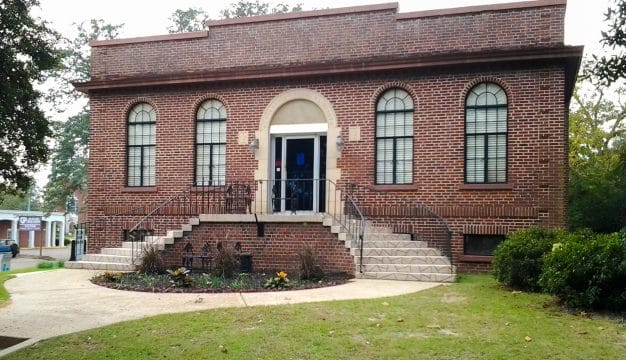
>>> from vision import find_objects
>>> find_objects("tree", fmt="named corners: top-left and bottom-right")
top-left (167, 2), bottom-right (303, 33)
top-left (0, 0), bottom-right (61, 192)
top-left (167, 8), bottom-right (209, 33)
top-left (43, 110), bottom-right (89, 212)
top-left (589, 0), bottom-right (626, 85)
top-left (42, 20), bottom-right (123, 212)
top-left (220, 1), bottom-right (302, 19)
top-left (568, 81), bottom-right (626, 232)
top-left (45, 19), bottom-right (123, 109)
top-left (0, 187), bottom-right (43, 211)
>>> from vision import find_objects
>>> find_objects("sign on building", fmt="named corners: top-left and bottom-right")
top-left (18, 216), bottom-right (42, 231)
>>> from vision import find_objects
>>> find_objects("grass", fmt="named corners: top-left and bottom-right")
top-left (4, 275), bottom-right (625, 359)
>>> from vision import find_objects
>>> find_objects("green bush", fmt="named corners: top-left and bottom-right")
top-left (540, 230), bottom-right (626, 311)
top-left (37, 261), bottom-right (55, 269)
top-left (492, 227), bottom-right (563, 292)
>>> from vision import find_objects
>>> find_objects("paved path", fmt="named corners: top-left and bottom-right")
top-left (0, 269), bottom-right (441, 356)
top-left (8, 247), bottom-right (70, 271)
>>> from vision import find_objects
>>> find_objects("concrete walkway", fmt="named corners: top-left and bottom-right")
top-left (0, 269), bottom-right (442, 356)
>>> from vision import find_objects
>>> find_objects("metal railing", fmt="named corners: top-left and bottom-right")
top-left (345, 182), bottom-right (453, 271)
top-left (122, 179), bottom-right (366, 267)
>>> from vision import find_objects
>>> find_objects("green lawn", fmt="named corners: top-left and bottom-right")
top-left (5, 275), bottom-right (625, 359)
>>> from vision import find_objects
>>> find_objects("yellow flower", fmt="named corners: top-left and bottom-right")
top-left (277, 271), bottom-right (287, 280)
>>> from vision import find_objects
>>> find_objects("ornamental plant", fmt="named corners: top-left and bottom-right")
top-left (166, 267), bottom-right (193, 287)
top-left (264, 271), bottom-right (290, 289)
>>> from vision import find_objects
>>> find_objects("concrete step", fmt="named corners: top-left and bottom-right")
top-left (101, 247), bottom-right (135, 256)
top-left (359, 263), bottom-right (453, 274)
top-left (363, 233), bottom-right (412, 241)
top-left (65, 261), bottom-right (137, 271)
top-left (360, 240), bottom-right (428, 248)
top-left (82, 254), bottom-right (133, 264)
top-left (356, 271), bottom-right (456, 283)
top-left (356, 247), bottom-right (441, 257)
top-left (357, 255), bottom-right (452, 265)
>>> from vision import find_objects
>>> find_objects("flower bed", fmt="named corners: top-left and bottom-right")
top-left (92, 271), bottom-right (351, 293)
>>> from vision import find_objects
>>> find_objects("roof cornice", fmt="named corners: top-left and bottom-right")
top-left (74, 46), bottom-right (583, 94)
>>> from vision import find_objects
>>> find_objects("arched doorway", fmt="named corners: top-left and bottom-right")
top-left (255, 89), bottom-right (341, 214)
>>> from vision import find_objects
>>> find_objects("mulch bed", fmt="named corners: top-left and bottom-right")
top-left (91, 272), bottom-right (351, 293)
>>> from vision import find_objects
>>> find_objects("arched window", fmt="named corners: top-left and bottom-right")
top-left (196, 99), bottom-right (226, 186)
top-left (127, 103), bottom-right (156, 187)
top-left (465, 82), bottom-right (507, 183)
top-left (375, 88), bottom-right (414, 184)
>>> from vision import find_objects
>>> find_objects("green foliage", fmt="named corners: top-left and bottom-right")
top-left (264, 271), bottom-right (290, 288)
top-left (298, 245), bottom-right (323, 280)
top-left (36, 261), bottom-right (55, 269)
top-left (220, 1), bottom-right (303, 19)
top-left (167, 8), bottom-right (208, 33)
top-left (0, 0), bottom-right (61, 192)
top-left (568, 83), bottom-right (626, 232)
top-left (43, 20), bottom-right (123, 212)
top-left (588, 0), bottom-right (626, 86)
top-left (138, 245), bottom-right (165, 275)
top-left (212, 247), bottom-right (240, 279)
top-left (43, 110), bottom-right (88, 212)
top-left (540, 231), bottom-right (626, 311)
top-left (492, 227), bottom-right (563, 292)
top-left (166, 267), bottom-right (192, 287)
top-left (102, 271), bottom-right (124, 282)
top-left (0, 187), bottom-right (43, 211)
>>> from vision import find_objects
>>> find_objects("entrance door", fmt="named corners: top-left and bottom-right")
top-left (272, 135), bottom-right (326, 213)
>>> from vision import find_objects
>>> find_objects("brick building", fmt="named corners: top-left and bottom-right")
top-left (70, 1), bottom-right (582, 280)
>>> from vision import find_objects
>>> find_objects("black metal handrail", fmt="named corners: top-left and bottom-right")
top-left (346, 182), bottom-right (453, 271)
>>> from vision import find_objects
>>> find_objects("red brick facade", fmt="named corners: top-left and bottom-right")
top-left (78, 1), bottom-right (582, 273)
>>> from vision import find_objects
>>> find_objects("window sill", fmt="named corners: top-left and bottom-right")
top-left (459, 255), bottom-right (493, 263)
top-left (368, 184), bottom-right (418, 192)
top-left (122, 187), bottom-right (158, 193)
top-left (459, 183), bottom-right (513, 191)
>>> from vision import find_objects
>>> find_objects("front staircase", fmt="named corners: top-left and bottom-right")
top-left (323, 218), bottom-right (456, 282)
top-left (67, 214), bottom-right (455, 282)
top-left (64, 242), bottom-right (141, 271)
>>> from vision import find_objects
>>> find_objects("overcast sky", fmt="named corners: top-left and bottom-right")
top-left (30, 0), bottom-right (611, 188)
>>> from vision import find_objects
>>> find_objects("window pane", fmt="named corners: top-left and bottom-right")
top-left (195, 99), bottom-right (227, 185)
top-left (466, 83), bottom-right (507, 183)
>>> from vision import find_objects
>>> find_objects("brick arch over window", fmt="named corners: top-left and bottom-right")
top-left (374, 87), bottom-right (415, 185)
top-left (126, 101), bottom-right (157, 187)
top-left (464, 81), bottom-right (508, 183)
top-left (195, 98), bottom-right (227, 186)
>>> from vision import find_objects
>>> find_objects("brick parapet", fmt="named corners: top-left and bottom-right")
top-left (88, 2), bottom-right (566, 82)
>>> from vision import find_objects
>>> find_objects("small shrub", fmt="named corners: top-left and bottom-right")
top-left (57, 260), bottom-right (65, 268)
top-left (166, 267), bottom-right (192, 287)
top-left (540, 230), bottom-right (626, 311)
top-left (37, 261), bottom-right (55, 269)
top-left (138, 245), bottom-right (165, 274)
top-left (230, 273), bottom-right (250, 290)
top-left (212, 246), bottom-right (240, 279)
top-left (492, 226), bottom-right (564, 292)
top-left (102, 271), bottom-right (124, 282)
top-left (298, 245), bottom-right (324, 280)
top-left (264, 271), bottom-right (290, 289)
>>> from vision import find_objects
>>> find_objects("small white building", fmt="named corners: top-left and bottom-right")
top-left (0, 210), bottom-right (67, 248)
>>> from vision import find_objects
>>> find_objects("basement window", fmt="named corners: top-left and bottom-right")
top-left (463, 234), bottom-right (504, 256)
